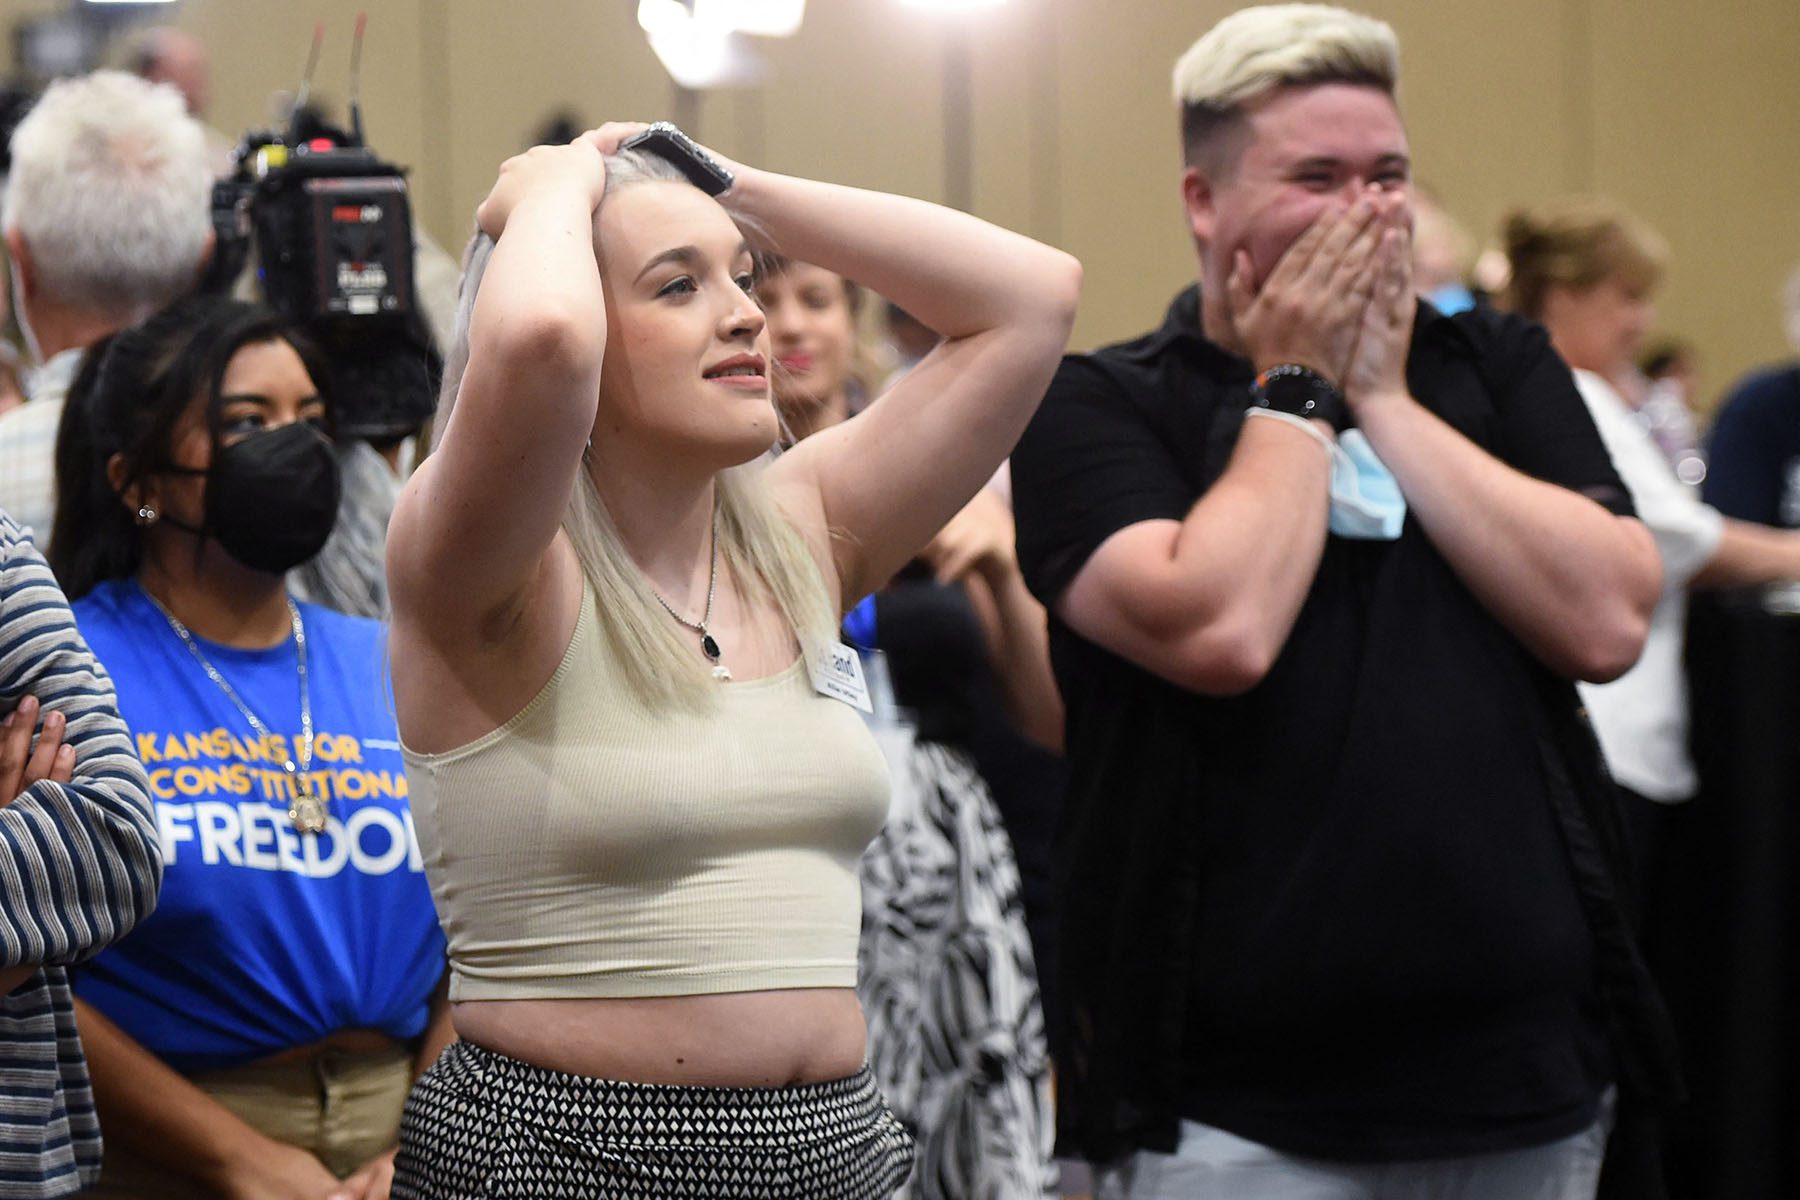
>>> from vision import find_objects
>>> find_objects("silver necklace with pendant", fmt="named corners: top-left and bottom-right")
top-left (646, 507), bottom-right (732, 681)
top-left (144, 589), bottom-right (326, 834)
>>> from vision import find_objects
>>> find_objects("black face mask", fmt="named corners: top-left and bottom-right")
top-left (164, 423), bottom-right (343, 574)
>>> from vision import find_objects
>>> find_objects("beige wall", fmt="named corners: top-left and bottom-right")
top-left (5, 0), bottom-right (1795, 402)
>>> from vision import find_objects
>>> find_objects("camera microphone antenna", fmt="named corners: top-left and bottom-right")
top-left (348, 12), bottom-right (368, 147)
top-left (206, 14), bottom-right (441, 442)
top-left (289, 21), bottom-right (326, 142)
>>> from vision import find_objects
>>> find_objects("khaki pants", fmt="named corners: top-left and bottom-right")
top-left (85, 1044), bottom-right (413, 1198)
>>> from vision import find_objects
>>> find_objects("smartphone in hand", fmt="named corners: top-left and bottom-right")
top-left (620, 123), bottom-right (734, 197)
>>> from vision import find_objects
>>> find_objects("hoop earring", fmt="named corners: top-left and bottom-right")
top-left (135, 505), bottom-right (158, 526)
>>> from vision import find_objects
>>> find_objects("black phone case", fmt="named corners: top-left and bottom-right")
top-left (621, 124), bottom-right (733, 197)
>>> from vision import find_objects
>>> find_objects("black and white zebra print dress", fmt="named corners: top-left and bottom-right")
top-left (858, 723), bottom-right (1057, 1200)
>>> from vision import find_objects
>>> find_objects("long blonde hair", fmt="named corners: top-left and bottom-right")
top-left (435, 149), bottom-right (836, 710)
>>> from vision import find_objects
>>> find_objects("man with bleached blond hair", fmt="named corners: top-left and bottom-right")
top-left (1012, 5), bottom-right (1679, 1196)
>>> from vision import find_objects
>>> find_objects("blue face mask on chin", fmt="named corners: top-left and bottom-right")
top-left (1329, 430), bottom-right (1407, 540)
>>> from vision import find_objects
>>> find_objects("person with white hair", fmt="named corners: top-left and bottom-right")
top-left (1410, 184), bottom-right (1476, 315)
top-left (130, 27), bottom-right (211, 119)
top-left (1701, 263), bottom-right (1800, 528)
top-left (130, 27), bottom-right (238, 177)
top-left (0, 70), bottom-right (213, 545)
top-left (1011, 5), bottom-right (1675, 1197)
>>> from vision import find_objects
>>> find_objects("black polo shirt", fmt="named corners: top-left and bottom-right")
top-left (1012, 287), bottom-right (1637, 1163)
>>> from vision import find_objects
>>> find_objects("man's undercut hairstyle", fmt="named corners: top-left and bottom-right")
top-left (1173, 4), bottom-right (1400, 175)
top-left (2, 70), bottom-right (211, 319)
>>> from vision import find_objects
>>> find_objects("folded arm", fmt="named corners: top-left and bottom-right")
top-left (0, 521), bottom-right (160, 986)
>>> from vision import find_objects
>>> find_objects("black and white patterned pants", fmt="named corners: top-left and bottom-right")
top-left (392, 1041), bottom-right (915, 1199)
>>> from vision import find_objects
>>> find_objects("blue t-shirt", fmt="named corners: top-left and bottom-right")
top-left (71, 579), bottom-right (444, 1071)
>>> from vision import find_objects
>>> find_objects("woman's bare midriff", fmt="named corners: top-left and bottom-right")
top-left (451, 989), bottom-right (869, 1088)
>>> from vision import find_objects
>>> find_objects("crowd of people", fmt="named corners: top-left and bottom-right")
top-left (0, 4), bottom-right (1797, 1199)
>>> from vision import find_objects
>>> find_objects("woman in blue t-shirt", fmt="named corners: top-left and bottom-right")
top-left (47, 296), bottom-right (451, 1200)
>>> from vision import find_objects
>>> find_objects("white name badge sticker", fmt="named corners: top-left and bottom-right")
top-left (811, 642), bottom-right (874, 713)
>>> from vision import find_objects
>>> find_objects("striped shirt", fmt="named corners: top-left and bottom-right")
top-left (0, 511), bottom-right (160, 1197)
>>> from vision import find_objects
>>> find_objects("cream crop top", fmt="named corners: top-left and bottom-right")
top-left (402, 581), bottom-right (891, 1001)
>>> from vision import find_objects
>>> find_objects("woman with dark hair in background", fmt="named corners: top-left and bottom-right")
top-left (49, 294), bottom-right (451, 1200)
top-left (383, 122), bottom-right (1078, 1197)
top-left (755, 251), bottom-right (1064, 1198)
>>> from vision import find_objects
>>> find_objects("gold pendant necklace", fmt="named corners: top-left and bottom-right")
top-left (144, 589), bottom-right (325, 834)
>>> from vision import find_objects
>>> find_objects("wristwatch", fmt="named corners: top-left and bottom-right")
top-left (1249, 364), bottom-right (1347, 431)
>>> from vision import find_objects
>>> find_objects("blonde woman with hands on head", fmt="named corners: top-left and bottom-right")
top-left (385, 123), bottom-right (1079, 1198)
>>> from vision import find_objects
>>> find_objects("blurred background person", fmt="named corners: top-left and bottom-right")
top-left (1640, 337), bottom-right (1700, 411)
top-left (1411, 184), bottom-right (1477, 315)
top-left (130, 26), bottom-right (210, 119)
top-left (128, 26), bottom-right (234, 176)
top-left (1501, 194), bottom-right (1695, 481)
top-left (0, 70), bottom-right (212, 546)
top-left (1503, 198), bottom-right (1800, 898)
top-left (1, 506), bottom-right (161, 1200)
top-left (1637, 336), bottom-right (1707, 485)
top-left (49, 295), bottom-right (451, 1200)
top-left (1702, 263), bottom-right (1800, 527)
top-left (759, 255), bottom-right (886, 441)
top-left (881, 301), bottom-right (942, 392)
top-left (758, 252), bottom-right (1062, 1200)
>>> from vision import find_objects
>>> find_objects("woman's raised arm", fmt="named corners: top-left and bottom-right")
top-left (387, 132), bottom-right (618, 638)
top-left (733, 165), bottom-right (1082, 604)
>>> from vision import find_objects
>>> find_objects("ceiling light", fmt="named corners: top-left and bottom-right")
top-left (639, 0), bottom-right (782, 88)
top-left (694, 0), bottom-right (806, 38)
top-left (638, 0), bottom-right (697, 38)
top-left (898, 0), bottom-right (1008, 11)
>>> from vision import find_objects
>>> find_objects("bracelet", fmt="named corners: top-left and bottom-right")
top-left (1244, 406), bottom-right (1336, 461)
